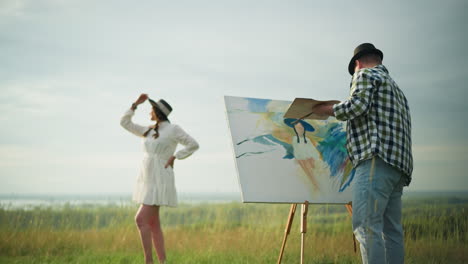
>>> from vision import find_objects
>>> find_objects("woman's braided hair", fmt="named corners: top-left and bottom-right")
top-left (292, 123), bottom-right (308, 144)
top-left (143, 106), bottom-right (170, 139)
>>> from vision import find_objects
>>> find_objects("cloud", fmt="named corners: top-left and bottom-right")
top-left (0, 0), bottom-right (27, 18)
top-left (413, 144), bottom-right (468, 162)
top-left (0, 144), bottom-right (140, 169)
top-left (0, 80), bottom-right (81, 119)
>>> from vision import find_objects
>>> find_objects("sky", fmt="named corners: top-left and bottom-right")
top-left (0, 0), bottom-right (467, 195)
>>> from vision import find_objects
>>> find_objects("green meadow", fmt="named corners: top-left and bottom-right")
top-left (0, 194), bottom-right (466, 264)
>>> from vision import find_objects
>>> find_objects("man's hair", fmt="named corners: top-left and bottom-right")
top-left (358, 53), bottom-right (382, 64)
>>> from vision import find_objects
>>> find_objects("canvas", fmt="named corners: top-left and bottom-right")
top-left (225, 96), bottom-right (355, 204)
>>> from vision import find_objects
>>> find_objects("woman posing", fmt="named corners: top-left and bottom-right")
top-left (284, 119), bottom-right (321, 192)
top-left (120, 94), bottom-right (199, 264)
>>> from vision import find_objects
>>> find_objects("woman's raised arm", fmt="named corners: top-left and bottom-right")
top-left (120, 94), bottom-right (150, 137)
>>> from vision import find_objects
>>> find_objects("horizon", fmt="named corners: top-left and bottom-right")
top-left (1, 189), bottom-right (468, 198)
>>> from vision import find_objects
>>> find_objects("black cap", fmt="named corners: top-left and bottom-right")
top-left (348, 43), bottom-right (383, 75)
top-left (148, 98), bottom-right (172, 117)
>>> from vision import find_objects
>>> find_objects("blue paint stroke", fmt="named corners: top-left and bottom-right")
top-left (246, 98), bottom-right (271, 112)
top-left (338, 169), bottom-right (355, 192)
top-left (316, 122), bottom-right (355, 192)
top-left (317, 123), bottom-right (347, 176)
top-left (237, 151), bottom-right (270, 158)
top-left (237, 134), bottom-right (294, 159)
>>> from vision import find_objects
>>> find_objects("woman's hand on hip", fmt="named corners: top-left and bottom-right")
top-left (165, 156), bottom-right (176, 169)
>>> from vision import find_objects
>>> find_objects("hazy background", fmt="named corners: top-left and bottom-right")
top-left (1, 0), bottom-right (467, 196)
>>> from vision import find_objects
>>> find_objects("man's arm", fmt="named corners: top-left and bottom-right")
top-left (315, 72), bottom-right (376, 121)
top-left (313, 103), bottom-right (335, 116)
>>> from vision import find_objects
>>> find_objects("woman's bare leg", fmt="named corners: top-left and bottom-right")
top-left (298, 159), bottom-right (320, 191)
top-left (135, 204), bottom-right (156, 264)
top-left (149, 206), bottom-right (166, 263)
top-left (304, 158), bottom-right (319, 191)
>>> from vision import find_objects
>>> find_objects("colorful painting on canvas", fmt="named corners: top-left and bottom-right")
top-left (225, 96), bottom-right (355, 204)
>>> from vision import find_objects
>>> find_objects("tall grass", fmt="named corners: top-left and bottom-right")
top-left (0, 197), bottom-right (466, 263)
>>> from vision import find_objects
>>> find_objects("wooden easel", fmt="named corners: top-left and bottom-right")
top-left (277, 202), bottom-right (356, 264)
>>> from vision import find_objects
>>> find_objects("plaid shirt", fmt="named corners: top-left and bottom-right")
top-left (333, 64), bottom-right (413, 185)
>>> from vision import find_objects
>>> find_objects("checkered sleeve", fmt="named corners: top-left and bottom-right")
top-left (333, 71), bottom-right (378, 121)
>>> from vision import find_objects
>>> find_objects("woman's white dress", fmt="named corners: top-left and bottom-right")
top-left (120, 109), bottom-right (199, 207)
top-left (292, 136), bottom-right (320, 160)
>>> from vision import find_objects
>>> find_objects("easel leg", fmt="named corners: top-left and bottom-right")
top-left (301, 201), bottom-right (309, 264)
top-left (345, 202), bottom-right (357, 253)
top-left (277, 204), bottom-right (297, 264)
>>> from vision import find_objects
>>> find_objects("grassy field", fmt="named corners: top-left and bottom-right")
top-left (0, 195), bottom-right (466, 263)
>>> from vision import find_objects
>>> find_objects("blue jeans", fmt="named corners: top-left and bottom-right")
top-left (353, 157), bottom-right (405, 264)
